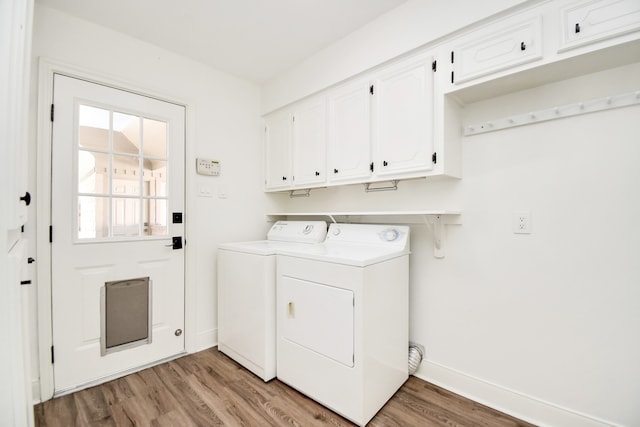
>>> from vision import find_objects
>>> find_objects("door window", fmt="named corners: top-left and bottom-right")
top-left (76, 104), bottom-right (168, 239)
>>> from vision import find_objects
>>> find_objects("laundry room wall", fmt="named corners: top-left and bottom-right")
top-left (260, 3), bottom-right (640, 427)
top-left (27, 4), bottom-right (274, 400)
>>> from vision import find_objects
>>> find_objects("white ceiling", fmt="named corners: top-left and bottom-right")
top-left (36, 0), bottom-right (408, 83)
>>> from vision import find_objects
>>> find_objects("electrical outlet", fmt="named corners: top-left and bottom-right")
top-left (513, 211), bottom-right (531, 234)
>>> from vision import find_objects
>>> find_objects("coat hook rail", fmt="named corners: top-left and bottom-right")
top-left (464, 89), bottom-right (640, 136)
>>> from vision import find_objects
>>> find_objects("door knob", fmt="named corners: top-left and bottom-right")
top-left (20, 192), bottom-right (31, 206)
top-left (165, 236), bottom-right (183, 250)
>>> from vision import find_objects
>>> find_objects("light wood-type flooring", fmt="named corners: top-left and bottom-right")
top-left (35, 348), bottom-right (536, 426)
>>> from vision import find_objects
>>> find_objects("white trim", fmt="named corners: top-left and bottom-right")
top-left (35, 57), bottom-right (193, 401)
top-left (416, 359), bottom-right (618, 427)
top-left (195, 328), bottom-right (218, 353)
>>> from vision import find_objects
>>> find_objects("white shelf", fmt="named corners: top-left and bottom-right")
top-left (266, 211), bottom-right (461, 258)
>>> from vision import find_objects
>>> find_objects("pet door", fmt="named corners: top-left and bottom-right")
top-left (100, 277), bottom-right (152, 356)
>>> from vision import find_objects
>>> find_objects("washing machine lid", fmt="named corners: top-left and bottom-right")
top-left (218, 221), bottom-right (328, 255)
top-left (276, 223), bottom-right (410, 267)
top-left (218, 240), bottom-right (304, 256)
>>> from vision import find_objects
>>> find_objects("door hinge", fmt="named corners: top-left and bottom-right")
top-left (369, 162), bottom-right (374, 172)
top-left (432, 60), bottom-right (437, 72)
top-left (50, 104), bottom-right (54, 122)
top-left (51, 346), bottom-right (55, 364)
top-left (369, 85), bottom-right (374, 95)
top-left (49, 225), bottom-right (53, 243)
top-left (432, 152), bottom-right (437, 164)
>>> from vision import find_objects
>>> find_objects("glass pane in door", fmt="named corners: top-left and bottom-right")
top-left (78, 105), bottom-right (110, 150)
top-left (78, 151), bottom-right (109, 194)
top-left (78, 196), bottom-right (109, 239)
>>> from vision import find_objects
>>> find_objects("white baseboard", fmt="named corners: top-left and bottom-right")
top-left (194, 328), bottom-right (217, 352)
top-left (415, 360), bottom-right (616, 427)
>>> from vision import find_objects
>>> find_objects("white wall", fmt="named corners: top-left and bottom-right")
top-left (261, 0), bottom-right (530, 113)
top-left (29, 4), bottom-right (274, 398)
top-left (261, 3), bottom-right (640, 427)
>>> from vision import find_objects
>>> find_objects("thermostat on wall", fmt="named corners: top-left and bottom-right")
top-left (196, 158), bottom-right (220, 176)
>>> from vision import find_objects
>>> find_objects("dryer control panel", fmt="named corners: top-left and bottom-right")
top-left (267, 221), bottom-right (327, 244)
top-left (326, 223), bottom-right (409, 250)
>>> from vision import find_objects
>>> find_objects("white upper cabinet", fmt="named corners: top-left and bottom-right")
top-left (558, 0), bottom-right (640, 51)
top-left (372, 53), bottom-right (435, 177)
top-left (264, 96), bottom-right (327, 191)
top-left (264, 110), bottom-right (292, 190)
top-left (327, 77), bottom-right (372, 184)
top-left (265, 51), bottom-right (441, 192)
top-left (292, 98), bottom-right (326, 187)
top-left (451, 15), bottom-right (543, 85)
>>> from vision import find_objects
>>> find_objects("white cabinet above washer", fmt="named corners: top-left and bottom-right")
top-left (264, 96), bottom-right (326, 191)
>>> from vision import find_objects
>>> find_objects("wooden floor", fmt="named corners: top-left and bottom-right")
top-left (35, 348), bottom-right (535, 426)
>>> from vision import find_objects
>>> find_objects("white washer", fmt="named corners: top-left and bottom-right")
top-left (217, 221), bottom-right (327, 381)
top-left (276, 223), bottom-right (410, 426)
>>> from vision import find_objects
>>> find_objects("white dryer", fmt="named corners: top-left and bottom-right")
top-left (276, 223), bottom-right (410, 426)
top-left (217, 221), bottom-right (327, 381)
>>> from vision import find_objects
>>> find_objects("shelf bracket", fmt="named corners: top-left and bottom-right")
top-left (423, 213), bottom-right (461, 258)
top-left (424, 215), bottom-right (445, 258)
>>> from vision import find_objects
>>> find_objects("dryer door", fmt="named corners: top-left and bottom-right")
top-left (279, 277), bottom-right (354, 367)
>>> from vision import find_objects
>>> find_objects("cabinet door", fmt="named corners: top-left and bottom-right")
top-left (373, 55), bottom-right (434, 177)
top-left (292, 98), bottom-right (326, 187)
top-left (559, 0), bottom-right (640, 51)
top-left (327, 78), bottom-right (372, 183)
top-left (452, 16), bottom-right (542, 84)
top-left (264, 111), bottom-right (292, 190)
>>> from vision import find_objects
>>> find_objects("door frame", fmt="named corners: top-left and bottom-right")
top-left (36, 58), bottom-right (196, 401)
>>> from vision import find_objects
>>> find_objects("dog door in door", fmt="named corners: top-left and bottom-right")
top-left (101, 277), bottom-right (152, 355)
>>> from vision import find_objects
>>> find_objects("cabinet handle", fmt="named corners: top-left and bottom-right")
top-left (333, 168), bottom-right (339, 174)
top-left (282, 176), bottom-right (287, 181)
top-left (575, 23), bottom-right (581, 33)
top-left (520, 41), bottom-right (526, 51)
top-left (315, 171), bottom-right (320, 176)
top-left (383, 160), bottom-right (388, 167)
top-left (20, 191), bottom-right (31, 206)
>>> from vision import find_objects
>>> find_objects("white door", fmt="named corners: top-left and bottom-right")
top-left (51, 74), bottom-right (185, 394)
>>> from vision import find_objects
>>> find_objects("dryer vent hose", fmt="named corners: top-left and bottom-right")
top-left (408, 342), bottom-right (425, 375)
